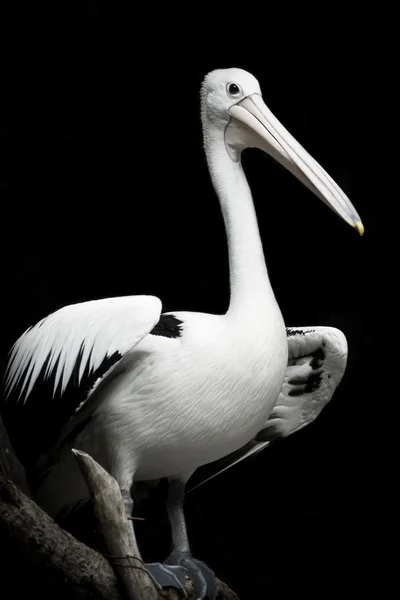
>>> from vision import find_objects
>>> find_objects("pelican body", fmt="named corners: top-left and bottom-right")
top-left (83, 310), bottom-right (286, 484)
top-left (3, 68), bottom-right (363, 599)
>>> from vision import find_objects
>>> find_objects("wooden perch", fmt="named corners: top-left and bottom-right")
top-left (0, 473), bottom-right (122, 600)
top-left (72, 448), bottom-right (158, 600)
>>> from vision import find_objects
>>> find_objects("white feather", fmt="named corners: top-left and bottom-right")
top-left (187, 326), bottom-right (348, 493)
top-left (4, 295), bottom-right (162, 400)
top-left (268, 326), bottom-right (348, 437)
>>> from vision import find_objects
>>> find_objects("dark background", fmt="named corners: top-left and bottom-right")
top-left (0, 3), bottom-right (387, 599)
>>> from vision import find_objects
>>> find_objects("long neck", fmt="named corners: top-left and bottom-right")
top-left (203, 129), bottom-right (278, 316)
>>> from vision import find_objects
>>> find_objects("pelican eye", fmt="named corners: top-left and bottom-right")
top-left (227, 82), bottom-right (241, 97)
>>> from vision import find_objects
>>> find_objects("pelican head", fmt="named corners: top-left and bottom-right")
top-left (201, 67), bottom-right (364, 235)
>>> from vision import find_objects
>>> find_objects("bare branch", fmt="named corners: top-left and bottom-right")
top-left (0, 473), bottom-right (122, 600)
top-left (72, 448), bottom-right (158, 600)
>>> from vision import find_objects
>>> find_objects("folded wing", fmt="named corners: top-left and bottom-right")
top-left (4, 295), bottom-right (162, 403)
top-left (187, 326), bottom-right (348, 493)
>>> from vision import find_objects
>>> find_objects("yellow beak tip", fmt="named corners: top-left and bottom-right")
top-left (354, 221), bottom-right (364, 236)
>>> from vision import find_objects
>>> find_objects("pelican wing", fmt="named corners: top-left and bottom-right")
top-left (258, 326), bottom-right (348, 440)
top-left (4, 295), bottom-right (162, 403)
top-left (187, 326), bottom-right (348, 493)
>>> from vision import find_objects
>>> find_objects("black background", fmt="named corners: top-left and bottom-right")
top-left (0, 3), bottom-right (388, 599)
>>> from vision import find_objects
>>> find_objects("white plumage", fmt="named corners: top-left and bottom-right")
top-left (5, 295), bottom-right (162, 400)
top-left (188, 326), bottom-right (348, 492)
top-left (3, 67), bottom-right (362, 599)
top-left (13, 305), bottom-right (287, 516)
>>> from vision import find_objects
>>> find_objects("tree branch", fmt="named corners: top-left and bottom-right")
top-left (0, 473), bottom-right (122, 600)
top-left (72, 448), bottom-right (158, 600)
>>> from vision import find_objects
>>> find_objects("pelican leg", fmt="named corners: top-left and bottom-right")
top-left (164, 479), bottom-right (217, 600)
top-left (121, 489), bottom-right (187, 594)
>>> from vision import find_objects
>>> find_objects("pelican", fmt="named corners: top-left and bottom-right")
top-left (3, 68), bottom-right (363, 599)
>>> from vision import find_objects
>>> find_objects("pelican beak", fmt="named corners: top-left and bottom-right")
top-left (227, 94), bottom-right (364, 235)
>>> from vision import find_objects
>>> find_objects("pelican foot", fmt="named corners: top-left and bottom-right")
top-left (146, 562), bottom-right (188, 594)
top-left (164, 550), bottom-right (217, 600)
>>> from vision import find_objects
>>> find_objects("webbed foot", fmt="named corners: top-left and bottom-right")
top-left (164, 550), bottom-right (216, 600)
top-left (146, 562), bottom-right (188, 594)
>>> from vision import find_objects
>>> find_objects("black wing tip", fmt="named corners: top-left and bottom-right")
top-left (309, 348), bottom-right (325, 370)
top-left (286, 327), bottom-right (316, 337)
top-left (150, 314), bottom-right (183, 339)
top-left (1, 347), bottom-right (124, 473)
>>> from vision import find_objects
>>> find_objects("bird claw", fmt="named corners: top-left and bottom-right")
top-left (164, 550), bottom-right (217, 600)
top-left (146, 562), bottom-right (188, 595)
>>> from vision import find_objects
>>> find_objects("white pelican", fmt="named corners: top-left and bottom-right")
top-left (3, 68), bottom-right (363, 599)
